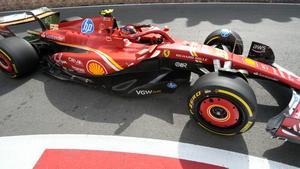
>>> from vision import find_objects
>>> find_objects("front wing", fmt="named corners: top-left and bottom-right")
top-left (266, 90), bottom-right (300, 143)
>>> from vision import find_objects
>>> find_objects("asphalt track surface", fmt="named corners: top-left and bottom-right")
top-left (0, 3), bottom-right (300, 167)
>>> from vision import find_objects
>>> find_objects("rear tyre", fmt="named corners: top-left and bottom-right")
top-left (60, 16), bottom-right (82, 23)
top-left (188, 72), bottom-right (256, 136)
top-left (0, 37), bottom-right (39, 78)
top-left (204, 29), bottom-right (243, 55)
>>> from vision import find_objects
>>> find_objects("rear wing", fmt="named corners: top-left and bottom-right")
top-left (0, 7), bottom-right (59, 27)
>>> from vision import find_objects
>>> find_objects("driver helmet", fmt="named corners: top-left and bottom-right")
top-left (120, 25), bottom-right (136, 35)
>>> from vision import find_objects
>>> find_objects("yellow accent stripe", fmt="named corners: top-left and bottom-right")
top-left (0, 49), bottom-right (11, 61)
top-left (54, 41), bottom-right (123, 71)
top-left (12, 64), bottom-right (18, 73)
top-left (206, 36), bottom-right (219, 45)
top-left (189, 50), bottom-right (195, 57)
top-left (192, 50), bottom-right (198, 57)
top-left (189, 42), bottom-right (198, 57)
top-left (0, 49), bottom-right (18, 74)
top-left (192, 43), bottom-right (198, 57)
top-left (97, 50), bottom-right (123, 70)
top-left (240, 121), bottom-right (253, 133)
top-left (27, 30), bottom-right (41, 36)
top-left (216, 89), bottom-right (253, 117)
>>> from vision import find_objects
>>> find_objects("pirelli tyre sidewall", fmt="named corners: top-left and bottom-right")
top-left (188, 72), bottom-right (256, 136)
top-left (0, 37), bottom-right (39, 78)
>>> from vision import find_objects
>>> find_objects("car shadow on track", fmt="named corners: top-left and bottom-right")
top-left (263, 142), bottom-right (300, 167)
top-left (37, 72), bottom-right (250, 154)
top-left (29, 72), bottom-right (298, 166)
top-left (179, 120), bottom-right (248, 154)
top-left (39, 73), bottom-right (285, 135)
top-left (254, 79), bottom-right (300, 167)
top-left (0, 72), bottom-right (31, 96)
top-left (39, 72), bottom-right (189, 134)
top-left (249, 78), bottom-right (292, 123)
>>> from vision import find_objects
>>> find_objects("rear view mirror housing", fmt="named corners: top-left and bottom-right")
top-left (248, 41), bottom-right (275, 65)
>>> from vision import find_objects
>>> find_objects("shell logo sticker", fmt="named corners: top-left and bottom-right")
top-left (244, 58), bottom-right (257, 67)
top-left (86, 60), bottom-right (107, 76)
top-left (163, 50), bottom-right (170, 58)
top-left (189, 91), bottom-right (201, 109)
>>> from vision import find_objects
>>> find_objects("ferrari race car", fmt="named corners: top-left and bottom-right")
top-left (0, 7), bottom-right (299, 143)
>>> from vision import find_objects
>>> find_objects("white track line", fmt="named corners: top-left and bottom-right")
top-left (0, 134), bottom-right (297, 169)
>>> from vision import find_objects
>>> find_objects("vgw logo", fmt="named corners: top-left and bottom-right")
top-left (81, 18), bottom-right (94, 34)
top-left (136, 90), bottom-right (153, 95)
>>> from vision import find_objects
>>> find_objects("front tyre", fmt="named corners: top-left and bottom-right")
top-left (188, 72), bottom-right (256, 136)
top-left (204, 29), bottom-right (243, 55)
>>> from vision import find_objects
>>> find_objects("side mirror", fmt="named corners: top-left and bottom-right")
top-left (248, 41), bottom-right (275, 65)
top-left (163, 26), bottom-right (169, 32)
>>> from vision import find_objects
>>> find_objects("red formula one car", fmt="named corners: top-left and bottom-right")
top-left (0, 8), bottom-right (299, 143)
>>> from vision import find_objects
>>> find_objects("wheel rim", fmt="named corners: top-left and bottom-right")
top-left (0, 51), bottom-right (13, 73)
top-left (199, 97), bottom-right (240, 128)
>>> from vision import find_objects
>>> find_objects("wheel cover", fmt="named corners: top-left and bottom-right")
top-left (199, 97), bottom-right (240, 128)
top-left (0, 51), bottom-right (13, 73)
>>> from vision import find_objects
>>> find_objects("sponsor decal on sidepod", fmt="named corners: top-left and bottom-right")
top-left (81, 18), bottom-right (94, 34)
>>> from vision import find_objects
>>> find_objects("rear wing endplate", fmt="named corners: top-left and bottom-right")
top-left (0, 7), bottom-right (58, 27)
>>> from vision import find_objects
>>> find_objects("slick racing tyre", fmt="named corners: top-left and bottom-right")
top-left (188, 72), bottom-right (256, 136)
top-left (0, 37), bottom-right (39, 78)
top-left (204, 29), bottom-right (243, 55)
top-left (60, 16), bottom-right (82, 23)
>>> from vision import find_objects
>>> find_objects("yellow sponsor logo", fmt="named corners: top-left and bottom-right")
top-left (244, 58), bottom-right (257, 67)
top-left (163, 50), bottom-right (170, 58)
top-left (87, 60), bottom-right (107, 76)
top-left (189, 91), bottom-right (201, 109)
